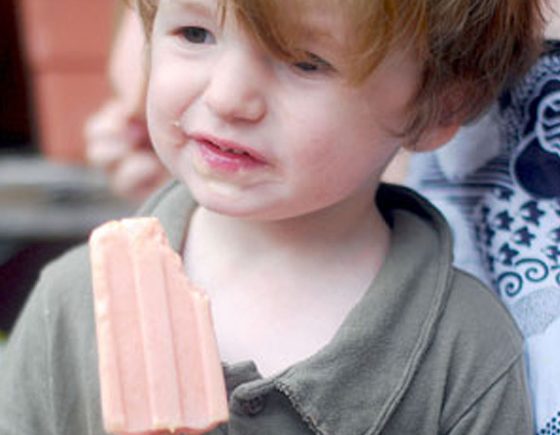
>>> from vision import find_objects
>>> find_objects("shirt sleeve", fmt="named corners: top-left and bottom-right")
top-left (444, 356), bottom-right (533, 435)
top-left (0, 276), bottom-right (57, 434)
top-left (0, 244), bottom-right (101, 435)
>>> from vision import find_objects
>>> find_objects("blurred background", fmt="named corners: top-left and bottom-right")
top-left (0, 0), bottom-right (134, 344)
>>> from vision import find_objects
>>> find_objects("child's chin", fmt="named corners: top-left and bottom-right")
top-left (195, 197), bottom-right (290, 222)
top-left (192, 193), bottom-right (258, 218)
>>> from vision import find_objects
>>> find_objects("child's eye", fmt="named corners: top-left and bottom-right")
top-left (293, 53), bottom-right (333, 74)
top-left (179, 26), bottom-right (215, 44)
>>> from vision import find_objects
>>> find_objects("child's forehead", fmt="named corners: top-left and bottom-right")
top-left (161, 0), bottom-right (417, 82)
top-left (164, 0), bottom-right (358, 31)
top-left (225, 0), bottom-right (365, 51)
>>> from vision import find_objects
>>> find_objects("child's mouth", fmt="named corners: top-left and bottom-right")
top-left (192, 134), bottom-right (267, 172)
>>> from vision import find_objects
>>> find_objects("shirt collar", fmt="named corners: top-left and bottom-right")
top-left (137, 180), bottom-right (196, 253)
top-left (146, 182), bottom-right (455, 435)
top-left (273, 185), bottom-right (455, 435)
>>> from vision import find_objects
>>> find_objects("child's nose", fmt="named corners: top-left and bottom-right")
top-left (203, 51), bottom-right (267, 123)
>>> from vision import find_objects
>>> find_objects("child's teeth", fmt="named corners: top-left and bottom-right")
top-left (214, 142), bottom-right (246, 155)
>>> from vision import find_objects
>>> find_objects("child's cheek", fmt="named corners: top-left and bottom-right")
top-left (146, 80), bottom-right (186, 162)
top-left (149, 59), bottom-right (193, 116)
top-left (147, 60), bottom-right (202, 147)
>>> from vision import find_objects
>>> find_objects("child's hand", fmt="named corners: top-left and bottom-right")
top-left (85, 100), bottom-right (169, 201)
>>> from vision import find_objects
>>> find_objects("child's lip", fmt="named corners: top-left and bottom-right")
top-left (189, 133), bottom-right (268, 164)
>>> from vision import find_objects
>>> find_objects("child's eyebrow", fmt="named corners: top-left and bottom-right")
top-left (292, 10), bottom-right (349, 54)
top-left (301, 25), bottom-right (345, 55)
top-left (309, 29), bottom-right (340, 47)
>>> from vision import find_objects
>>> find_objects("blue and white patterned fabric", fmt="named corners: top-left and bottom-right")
top-left (407, 41), bottom-right (560, 434)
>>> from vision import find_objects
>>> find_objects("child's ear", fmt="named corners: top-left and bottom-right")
top-left (408, 85), bottom-right (465, 152)
top-left (410, 122), bottom-right (461, 152)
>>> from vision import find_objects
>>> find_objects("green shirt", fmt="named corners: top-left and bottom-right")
top-left (0, 182), bottom-right (532, 434)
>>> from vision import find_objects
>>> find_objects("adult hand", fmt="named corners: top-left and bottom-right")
top-left (84, 6), bottom-right (168, 202)
top-left (85, 100), bottom-right (168, 202)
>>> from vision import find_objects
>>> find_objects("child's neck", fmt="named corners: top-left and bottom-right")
top-left (183, 190), bottom-right (391, 376)
top-left (186, 191), bottom-right (388, 271)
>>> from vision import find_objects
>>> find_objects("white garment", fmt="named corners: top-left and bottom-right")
top-left (408, 42), bottom-right (560, 434)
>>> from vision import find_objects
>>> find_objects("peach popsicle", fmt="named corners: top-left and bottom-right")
top-left (90, 217), bottom-right (228, 434)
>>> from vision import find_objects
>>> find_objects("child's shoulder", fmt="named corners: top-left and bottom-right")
top-left (442, 268), bottom-right (523, 350)
top-left (36, 241), bottom-right (92, 299)
top-left (25, 242), bottom-right (94, 337)
top-left (428, 268), bottom-right (526, 429)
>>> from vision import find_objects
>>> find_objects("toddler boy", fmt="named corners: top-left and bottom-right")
top-left (0, 0), bottom-right (547, 433)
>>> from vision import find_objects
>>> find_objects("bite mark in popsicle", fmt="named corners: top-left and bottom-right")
top-left (90, 217), bottom-right (228, 434)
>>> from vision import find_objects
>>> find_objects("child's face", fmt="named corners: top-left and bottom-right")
top-left (146, 0), bottom-right (422, 220)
